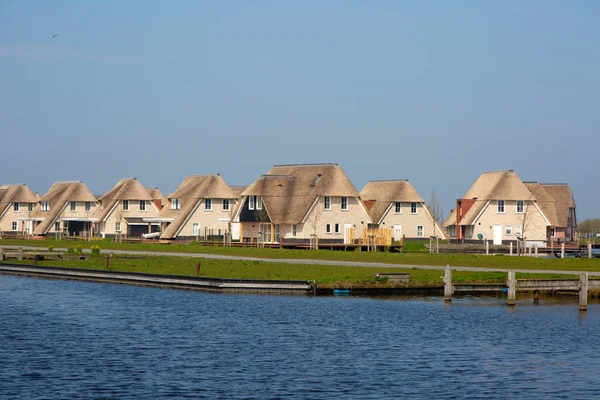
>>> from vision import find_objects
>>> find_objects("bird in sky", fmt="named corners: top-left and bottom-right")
top-left (50, 33), bottom-right (58, 39)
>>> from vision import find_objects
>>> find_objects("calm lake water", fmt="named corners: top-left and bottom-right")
top-left (1, 275), bottom-right (599, 399)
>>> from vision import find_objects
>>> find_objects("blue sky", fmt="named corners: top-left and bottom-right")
top-left (2, 1), bottom-right (599, 219)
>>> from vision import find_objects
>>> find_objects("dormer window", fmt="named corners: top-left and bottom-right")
top-left (85, 202), bottom-right (91, 212)
top-left (341, 196), bottom-right (348, 210)
top-left (324, 196), bottom-right (331, 210)
top-left (411, 202), bottom-right (417, 214)
top-left (223, 199), bottom-right (230, 211)
top-left (249, 196), bottom-right (255, 210)
top-left (256, 196), bottom-right (263, 210)
top-left (123, 200), bottom-right (129, 211)
top-left (13, 203), bottom-right (20, 212)
top-left (171, 198), bottom-right (181, 210)
top-left (497, 200), bottom-right (505, 213)
top-left (28, 203), bottom-right (34, 212)
top-left (311, 174), bottom-right (322, 187)
top-left (70, 202), bottom-right (77, 212)
top-left (139, 200), bottom-right (146, 211)
top-left (516, 200), bottom-right (524, 213)
top-left (41, 201), bottom-right (50, 211)
top-left (204, 198), bottom-right (212, 211)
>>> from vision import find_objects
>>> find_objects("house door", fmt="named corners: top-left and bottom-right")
top-left (26, 221), bottom-right (33, 235)
top-left (393, 225), bottom-right (402, 242)
top-left (493, 225), bottom-right (502, 245)
top-left (344, 224), bottom-right (353, 244)
top-left (231, 223), bottom-right (240, 241)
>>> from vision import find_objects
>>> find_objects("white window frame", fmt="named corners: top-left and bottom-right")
top-left (256, 196), bottom-right (262, 210)
top-left (13, 203), bottom-right (20, 212)
top-left (505, 225), bottom-right (512, 236)
top-left (417, 225), bottom-right (424, 238)
top-left (12, 221), bottom-right (18, 231)
top-left (326, 223), bottom-right (332, 234)
top-left (515, 225), bottom-right (522, 236)
top-left (115, 221), bottom-right (121, 232)
top-left (28, 203), bottom-right (34, 212)
top-left (411, 202), bottom-right (417, 215)
top-left (249, 196), bottom-right (255, 210)
top-left (341, 197), bottom-right (348, 211)
top-left (222, 199), bottom-right (230, 211)
top-left (204, 198), bottom-right (212, 211)
top-left (334, 223), bottom-right (340, 234)
top-left (85, 202), bottom-right (91, 212)
top-left (516, 200), bottom-right (524, 214)
top-left (550, 227), bottom-right (556, 237)
top-left (292, 224), bottom-right (297, 237)
top-left (139, 200), bottom-right (146, 211)
top-left (324, 196), bottom-right (331, 210)
top-left (395, 202), bottom-right (402, 214)
top-left (70, 201), bottom-right (77, 212)
top-left (171, 199), bottom-right (180, 210)
top-left (41, 201), bottom-right (50, 211)
top-left (123, 200), bottom-right (129, 211)
top-left (54, 221), bottom-right (61, 231)
top-left (497, 200), bottom-right (505, 213)
top-left (192, 222), bottom-right (200, 236)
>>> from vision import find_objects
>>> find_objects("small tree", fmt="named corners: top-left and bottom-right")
top-left (517, 200), bottom-right (536, 255)
top-left (306, 197), bottom-right (324, 250)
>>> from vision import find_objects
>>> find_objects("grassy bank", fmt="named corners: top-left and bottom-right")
top-left (8, 254), bottom-right (580, 287)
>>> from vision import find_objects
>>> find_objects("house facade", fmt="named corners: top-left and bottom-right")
top-left (0, 184), bottom-right (40, 235)
top-left (149, 174), bottom-right (237, 240)
top-left (538, 183), bottom-right (577, 242)
top-left (92, 178), bottom-right (163, 238)
top-left (234, 163), bottom-right (372, 244)
top-left (30, 181), bottom-right (98, 237)
top-left (443, 170), bottom-right (551, 246)
top-left (360, 180), bottom-right (447, 241)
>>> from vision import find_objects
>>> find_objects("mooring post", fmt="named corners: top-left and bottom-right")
top-left (104, 255), bottom-right (110, 270)
top-left (195, 261), bottom-right (201, 276)
top-left (17, 247), bottom-right (23, 261)
top-left (509, 242), bottom-right (513, 256)
top-left (533, 290), bottom-right (540, 305)
top-left (443, 265), bottom-right (453, 302)
top-left (0, 246), bottom-right (4, 261)
top-left (579, 273), bottom-right (588, 311)
top-left (507, 270), bottom-right (516, 306)
top-left (561, 243), bottom-right (565, 259)
top-left (588, 243), bottom-right (593, 259)
top-left (485, 240), bottom-right (489, 255)
top-left (33, 255), bottom-right (38, 265)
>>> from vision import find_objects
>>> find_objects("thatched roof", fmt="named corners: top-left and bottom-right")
top-left (359, 180), bottom-right (424, 223)
top-left (32, 181), bottom-right (96, 235)
top-left (92, 178), bottom-right (154, 222)
top-left (524, 182), bottom-right (559, 226)
top-left (159, 174), bottom-right (235, 239)
top-left (540, 184), bottom-right (576, 227)
top-left (443, 208), bottom-right (457, 227)
top-left (463, 170), bottom-right (535, 201)
top-left (241, 163), bottom-right (360, 224)
top-left (0, 184), bottom-right (40, 216)
top-left (146, 188), bottom-right (165, 202)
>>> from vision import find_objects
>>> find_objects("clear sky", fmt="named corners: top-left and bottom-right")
top-left (2, 1), bottom-right (599, 220)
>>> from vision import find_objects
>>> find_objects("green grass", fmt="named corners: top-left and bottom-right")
top-left (2, 238), bottom-right (600, 272)
top-left (11, 254), bottom-right (580, 287)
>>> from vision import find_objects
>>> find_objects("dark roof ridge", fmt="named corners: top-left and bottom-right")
top-left (272, 163), bottom-right (338, 167)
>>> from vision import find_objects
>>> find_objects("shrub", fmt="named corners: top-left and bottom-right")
top-left (66, 246), bottom-right (75, 254)
top-left (47, 245), bottom-right (54, 252)
top-left (75, 244), bottom-right (83, 254)
top-left (90, 245), bottom-right (101, 255)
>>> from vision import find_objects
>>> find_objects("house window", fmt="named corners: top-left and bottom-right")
top-left (13, 203), bottom-right (20, 212)
top-left (341, 197), bottom-right (348, 211)
top-left (395, 202), bottom-right (402, 214)
top-left (326, 224), bottom-right (332, 234)
top-left (171, 199), bottom-right (180, 210)
top-left (505, 225), bottom-right (512, 236)
top-left (411, 202), bottom-right (417, 214)
top-left (41, 201), bottom-right (50, 211)
top-left (516, 200), bottom-right (524, 213)
top-left (123, 200), bottom-right (129, 211)
top-left (192, 222), bottom-right (199, 236)
top-left (12, 221), bottom-right (18, 231)
top-left (334, 223), bottom-right (340, 234)
top-left (55, 221), bottom-right (61, 231)
top-left (115, 221), bottom-right (121, 232)
top-left (139, 200), bottom-right (146, 211)
top-left (256, 196), bottom-right (262, 210)
top-left (249, 196), bottom-right (255, 210)
top-left (311, 174), bottom-right (321, 186)
top-left (85, 202), bottom-right (91, 212)
top-left (70, 202), bottom-right (77, 212)
top-left (223, 199), bottom-right (230, 211)
top-left (515, 225), bottom-right (522, 236)
top-left (497, 200), bottom-right (505, 213)
top-left (324, 196), bottom-right (331, 210)
top-left (28, 203), bottom-right (35, 212)
top-left (550, 227), bottom-right (556, 237)
top-left (292, 224), bottom-right (297, 237)
top-left (205, 198), bottom-right (212, 211)
top-left (417, 225), bottom-right (424, 237)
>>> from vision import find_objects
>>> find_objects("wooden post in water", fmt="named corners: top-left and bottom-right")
top-left (443, 265), bottom-right (453, 302)
top-left (17, 247), bottom-right (23, 261)
top-left (507, 270), bottom-right (516, 306)
top-left (561, 243), bottom-right (565, 259)
top-left (579, 273), bottom-right (588, 311)
top-left (509, 242), bottom-right (513, 256)
top-left (485, 240), bottom-right (489, 255)
top-left (195, 261), bottom-right (201, 276)
top-left (33, 255), bottom-right (38, 265)
top-left (533, 290), bottom-right (540, 305)
top-left (588, 243), bottom-right (593, 259)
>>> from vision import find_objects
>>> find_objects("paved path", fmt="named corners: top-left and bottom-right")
top-left (14, 246), bottom-right (600, 277)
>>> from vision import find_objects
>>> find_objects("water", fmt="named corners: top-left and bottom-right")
top-left (1, 276), bottom-right (599, 399)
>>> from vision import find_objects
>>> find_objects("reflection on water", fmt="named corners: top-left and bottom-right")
top-left (1, 275), bottom-right (599, 399)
